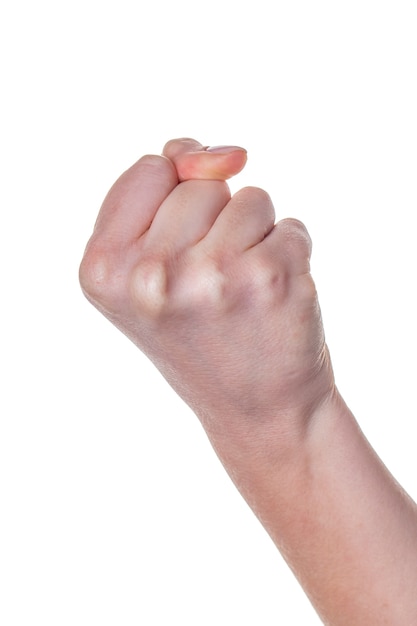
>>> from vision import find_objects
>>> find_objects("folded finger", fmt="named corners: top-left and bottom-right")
top-left (251, 218), bottom-right (313, 277)
top-left (92, 154), bottom-right (178, 246)
top-left (143, 179), bottom-right (231, 255)
top-left (200, 187), bottom-right (275, 258)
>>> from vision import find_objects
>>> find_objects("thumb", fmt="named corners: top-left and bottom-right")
top-left (162, 138), bottom-right (247, 182)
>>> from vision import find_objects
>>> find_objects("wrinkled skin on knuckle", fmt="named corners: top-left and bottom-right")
top-left (238, 185), bottom-right (273, 207)
top-left (278, 218), bottom-right (312, 265)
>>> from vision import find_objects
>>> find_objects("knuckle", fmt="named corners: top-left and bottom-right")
top-left (136, 153), bottom-right (168, 169)
top-left (134, 154), bottom-right (176, 183)
top-left (279, 218), bottom-right (312, 254)
top-left (236, 185), bottom-right (273, 206)
top-left (232, 186), bottom-right (275, 225)
top-left (79, 243), bottom-right (117, 304)
top-left (129, 257), bottom-right (169, 318)
top-left (181, 260), bottom-right (228, 311)
top-left (298, 273), bottom-right (318, 302)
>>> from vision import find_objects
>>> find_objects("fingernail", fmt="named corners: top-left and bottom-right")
top-left (205, 145), bottom-right (247, 154)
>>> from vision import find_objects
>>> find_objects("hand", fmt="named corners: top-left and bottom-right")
top-left (80, 139), bottom-right (417, 626)
top-left (79, 138), bottom-right (334, 454)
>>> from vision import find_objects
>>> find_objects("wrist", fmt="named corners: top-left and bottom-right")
top-left (199, 381), bottom-right (343, 511)
top-left (200, 361), bottom-right (339, 478)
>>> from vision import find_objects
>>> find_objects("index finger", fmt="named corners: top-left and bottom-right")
top-left (90, 154), bottom-right (178, 245)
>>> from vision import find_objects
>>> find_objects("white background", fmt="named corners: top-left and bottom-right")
top-left (1, 1), bottom-right (416, 624)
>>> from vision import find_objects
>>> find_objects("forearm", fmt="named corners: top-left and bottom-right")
top-left (207, 388), bottom-right (417, 625)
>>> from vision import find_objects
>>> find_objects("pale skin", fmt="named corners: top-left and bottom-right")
top-left (79, 138), bottom-right (417, 625)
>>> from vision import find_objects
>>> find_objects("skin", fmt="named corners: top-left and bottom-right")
top-left (79, 138), bottom-right (417, 625)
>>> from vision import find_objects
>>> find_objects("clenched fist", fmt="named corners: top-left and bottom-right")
top-left (79, 138), bottom-right (334, 458)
